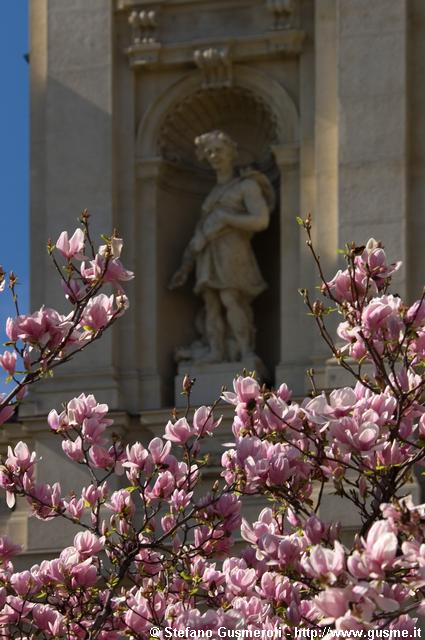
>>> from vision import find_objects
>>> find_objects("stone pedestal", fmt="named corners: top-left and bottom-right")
top-left (174, 356), bottom-right (268, 407)
top-left (324, 357), bottom-right (375, 390)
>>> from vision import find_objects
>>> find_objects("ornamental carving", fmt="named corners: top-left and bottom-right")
top-left (193, 47), bottom-right (232, 89)
top-left (128, 8), bottom-right (158, 44)
top-left (266, 0), bottom-right (295, 30)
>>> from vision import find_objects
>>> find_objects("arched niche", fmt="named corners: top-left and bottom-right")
top-left (135, 68), bottom-right (300, 406)
top-left (136, 66), bottom-right (299, 157)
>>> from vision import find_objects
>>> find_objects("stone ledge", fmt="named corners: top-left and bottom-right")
top-left (126, 30), bottom-right (305, 69)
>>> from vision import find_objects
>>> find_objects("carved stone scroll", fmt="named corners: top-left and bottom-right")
top-left (266, 0), bottom-right (294, 30)
top-left (193, 47), bottom-right (232, 89)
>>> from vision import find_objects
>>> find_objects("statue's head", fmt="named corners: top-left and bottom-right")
top-left (195, 130), bottom-right (238, 171)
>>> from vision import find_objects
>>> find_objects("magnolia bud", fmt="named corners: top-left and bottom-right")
top-left (182, 374), bottom-right (195, 395)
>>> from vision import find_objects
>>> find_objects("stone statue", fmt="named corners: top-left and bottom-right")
top-left (169, 130), bottom-right (275, 363)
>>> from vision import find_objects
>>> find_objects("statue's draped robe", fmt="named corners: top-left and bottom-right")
top-left (193, 173), bottom-right (271, 300)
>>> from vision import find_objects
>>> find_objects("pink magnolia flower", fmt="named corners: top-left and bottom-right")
top-left (337, 320), bottom-right (368, 360)
top-left (6, 440), bottom-right (35, 470)
top-left (74, 531), bottom-right (104, 557)
top-left (405, 299), bottom-right (425, 327)
top-left (328, 387), bottom-right (357, 417)
top-left (193, 405), bottom-right (222, 436)
top-left (89, 445), bottom-right (115, 469)
top-left (301, 542), bottom-right (346, 584)
top-left (214, 493), bottom-right (242, 531)
top-left (277, 383), bottom-right (292, 402)
top-left (106, 489), bottom-right (135, 516)
top-left (170, 488), bottom-right (193, 511)
top-left (29, 481), bottom-right (62, 520)
top-left (81, 416), bottom-right (107, 445)
top-left (81, 483), bottom-right (104, 507)
top-left (80, 293), bottom-right (115, 333)
top-left (353, 520), bottom-right (399, 578)
top-left (122, 441), bottom-right (153, 477)
top-left (48, 408), bottom-right (69, 432)
top-left (222, 375), bottom-right (262, 407)
top-left (164, 417), bottom-right (192, 444)
top-left (7, 307), bottom-right (79, 352)
top-left (63, 495), bottom-right (85, 520)
top-left (361, 295), bottom-right (403, 342)
top-left (0, 397), bottom-right (15, 426)
top-left (200, 563), bottom-right (225, 591)
top-left (151, 470), bottom-right (176, 499)
top-left (70, 558), bottom-right (98, 588)
top-left (81, 254), bottom-right (134, 287)
top-left (336, 612), bottom-right (370, 633)
top-left (304, 515), bottom-right (326, 545)
top-left (110, 237), bottom-right (123, 258)
top-left (259, 573), bottom-right (294, 604)
top-left (223, 558), bottom-right (257, 596)
top-left (161, 513), bottom-right (177, 532)
top-left (267, 448), bottom-right (291, 485)
top-left (0, 350), bottom-right (17, 377)
top-left (56, 228), bottom-right (85, 259)
top-left (32, 604), bottom-right (65, 636)
top-left (232, 595), bottom-right (268, 622)
top-left (314, 587), bottom-right (350, 622)
top-left (376, 441), bottom-right (407, 467)
top-left (329, 415), bottom-right (381, 454)
top-left (388, 615), bottom-right (417, 635)
top-left (0, 536), bottom-right (22, 560)
top-left (124, 590), bottom-right (152, 634)
top-left (360, 238), bottom-right (401, 285)
top-left (67, 393), bottom-right (109, 425)
top-left (10, 570), bottom-right (38, 596)
top-left (0, 595), bottom-right (33, 624)
top-left (148, 437), bottom-right (171, 464)
top-left (62, 437), bottom-right (85, 462)
top-left (61, 276), bottom-right (88, 303)
top-left (326, 268), bottom-right (369, 303)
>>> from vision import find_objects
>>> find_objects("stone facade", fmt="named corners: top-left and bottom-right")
top-left (1, 0), bottom-right (424, 559)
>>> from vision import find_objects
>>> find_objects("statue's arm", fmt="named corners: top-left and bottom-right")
top-left (221, 179), bottom-right (270, 232)
top-left (168, 236), bottom-right (197, 290)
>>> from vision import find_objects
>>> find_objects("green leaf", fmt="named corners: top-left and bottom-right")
top-left (124, 486), bottom-right (138, 493)
top-left (296, 216), bottom-right (304, 226)
top-left (108, 576), bottom-right (120, 587)
top-left (179, 571), bottom-right (192, 581)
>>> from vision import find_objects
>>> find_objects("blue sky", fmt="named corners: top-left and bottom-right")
top-left (0, 2), bottom-right (28, 391)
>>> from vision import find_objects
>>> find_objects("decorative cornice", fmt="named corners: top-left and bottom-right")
top-left (116, 0), bottom-right (258, 10)
top-left (126, 30), bottom-right (305, 70)
top-left (116, 0), bottom-right (163, 10)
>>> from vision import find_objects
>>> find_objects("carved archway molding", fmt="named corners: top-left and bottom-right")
top-left (156, 86), bottom-right (280, 173)
top-left (135, 65), bottom-right (299, 162)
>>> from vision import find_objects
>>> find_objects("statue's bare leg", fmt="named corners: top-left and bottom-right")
top-left (201, 288), bottom-right (225, 362)
top-left (219, 288), bottom-right (254, 359)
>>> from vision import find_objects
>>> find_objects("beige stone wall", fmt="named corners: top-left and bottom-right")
top-left (408, 0), bottom-right (425, 302)
top-left (27, 0), bottom-right (425, 411)
top-left (2, 0), bottom-right (422, 560)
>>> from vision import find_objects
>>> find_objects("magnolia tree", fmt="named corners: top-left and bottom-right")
top-left (0, 214), bottom-right (424, 639)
